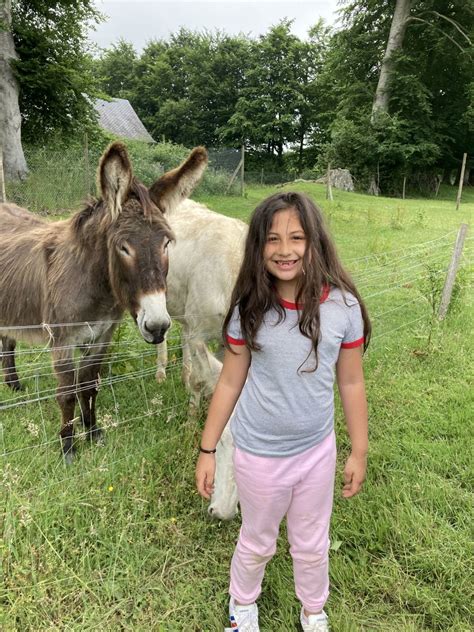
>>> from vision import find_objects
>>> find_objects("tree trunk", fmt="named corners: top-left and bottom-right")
top-left (371, 0), bottom-right (413, 121)
top-left (0, 0), bottom-right (28, 181)
top-left (277, 138), bottom-right (283, 164)
top-left (298, 123), bottom-right (305, 171)
top-left (368, 176), bottom-right (379, 196)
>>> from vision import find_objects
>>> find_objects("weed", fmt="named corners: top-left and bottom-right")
top-left (413, 208), bottom-right (427, 228)
top-left (390, 206), bottom-right (406, 230)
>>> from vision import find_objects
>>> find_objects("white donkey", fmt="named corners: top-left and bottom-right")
top-left (156, 198), bottom-right (246, 519)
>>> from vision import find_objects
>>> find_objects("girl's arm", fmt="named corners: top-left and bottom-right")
top-left (196, 344), bottom-right (251, 499)
top-left (336, 346), bottom-right (368, 498)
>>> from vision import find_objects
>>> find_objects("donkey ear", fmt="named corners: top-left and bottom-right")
top-left (97, 142), bottom-right (133, 220)
top-left (149, 146), bottom-right (208, 214)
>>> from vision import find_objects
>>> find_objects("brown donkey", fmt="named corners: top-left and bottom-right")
top-left (0, 142), bottom-right (208, 462)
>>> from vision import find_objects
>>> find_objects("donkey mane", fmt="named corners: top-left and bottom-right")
top-left (129, 178), bottom-right (162, 220)
top-left (72, 177), bottom-right (163, 233)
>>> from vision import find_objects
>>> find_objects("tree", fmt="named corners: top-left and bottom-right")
top-left (372, 0), bottom-right (413, 121)
top-left (293, 21), bottom-right (331, 169)
top-left (11, 1), bottom-right (101, 143)
top-left (94, 38), bottom-right (139, 101)
top-left (110, 29), bottom-right (251, 148)
top-left (220, 20), bottom-right (325, 166)
top-left (320, 0), bottom-right (473, 194)
top-left (0, 0), bottom-right (27, 180)
top-left (189, 33), bottom-right (250, 147)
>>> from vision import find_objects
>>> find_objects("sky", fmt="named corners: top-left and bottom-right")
top-left (89, 1), bottom-right (343, 52)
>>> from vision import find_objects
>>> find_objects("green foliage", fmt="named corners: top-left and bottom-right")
top-left (93, 38), bottom-right (138, 102)
top-left (107, 29), bottom-right (252, 149)
top-left (11, 1), bottom-right (102, 143)
top-left (320, 0), bottom-right (473, 193)
top-left (5, 143), bottom-right (92, 213)
top-left (91, 20), bottom-right (330, 169)
top-left (220, 19), bottom-right (330, 165)
top-left (12, 2), bottom-right (472, 194)
top-left (5, 139), bottom-right (241, 212)
top-left (121, 140), bottom-right (238, 196)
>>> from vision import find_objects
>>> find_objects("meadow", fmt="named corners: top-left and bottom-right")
top-left (1, 179), bottom-right (473, 631)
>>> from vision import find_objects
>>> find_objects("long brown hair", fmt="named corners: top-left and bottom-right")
top-left (222, 192), bottom-right (371, 369)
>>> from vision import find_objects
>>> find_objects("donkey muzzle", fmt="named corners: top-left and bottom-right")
top-left (137, 292), bottom-right (171, 344)
top-left (143, 321), bottom-right (169, 345)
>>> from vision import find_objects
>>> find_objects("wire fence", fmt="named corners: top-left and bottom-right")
top-left (3, 144), bottom-right (248, 213)
top-left (3, 141), bottom-right (471, 216)
top-left (2, 231), bottom-right (471, 467)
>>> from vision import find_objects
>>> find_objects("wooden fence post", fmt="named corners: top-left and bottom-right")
top-left (455, 153), bottom-right (467, 210)
top-left (438, 223), bottom-right (468, 320)
top-left (0, 145), bottom-right (6, 203)
top-left (225, 157), bottom-right (243, 195)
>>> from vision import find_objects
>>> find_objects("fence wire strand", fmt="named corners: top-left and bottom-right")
top-left (1, 236), bottom-right (470, 501)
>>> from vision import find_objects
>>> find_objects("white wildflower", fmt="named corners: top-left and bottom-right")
top-left (25, 420), bottom-right (40, 437)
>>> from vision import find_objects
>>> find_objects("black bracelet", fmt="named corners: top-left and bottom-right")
top-left (199, 446), bottom-right (217, 454)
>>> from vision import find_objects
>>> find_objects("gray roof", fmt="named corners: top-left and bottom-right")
top-left (94, 98), bottom-right (155, 143)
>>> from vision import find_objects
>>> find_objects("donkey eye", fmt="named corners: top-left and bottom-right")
top-left (164, 239), bottom-right (171, 251)
top-left (118, 243), bottom-right (131, 257)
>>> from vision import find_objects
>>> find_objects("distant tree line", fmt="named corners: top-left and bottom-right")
top-left (5, 0), bottom-right (474, 193)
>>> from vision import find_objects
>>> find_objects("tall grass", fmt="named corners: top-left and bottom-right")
top-left (1, 177), bottom-right (473, 630)
top-left (4, 141), bottom-right (240, 214)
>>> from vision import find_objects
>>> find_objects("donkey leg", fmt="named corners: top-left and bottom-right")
top-left (155, 338), bottom-right (168, 384)
top-left (52, 348), bottom-right (77, 464)
top-left (180, 333), bottom-right (199, 415)
top-left (208, 424), bottom-right (239, 521)
top-left (186, 339), bottom-right (222, 416)
top-left (181, 335), bottom-right (192, 392)
top-left (77, 344), bottom-right (109, 444)
top-left (1, 336), bottom-right (22, 391)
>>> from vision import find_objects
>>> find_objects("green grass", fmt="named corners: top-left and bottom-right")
top-left (1, 181), bottom-right (473, 631)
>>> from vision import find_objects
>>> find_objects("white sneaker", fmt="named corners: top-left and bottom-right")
top-left (227, 597), bottom-right (260, 631)
top-left (300, 608), bottom-right (329, 632)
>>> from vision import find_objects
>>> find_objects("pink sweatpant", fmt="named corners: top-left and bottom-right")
top-left (229, 431), bottom-right (336, 613)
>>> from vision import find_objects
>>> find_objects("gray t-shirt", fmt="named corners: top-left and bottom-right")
top-left (226, 287), bottom-right (364, 456)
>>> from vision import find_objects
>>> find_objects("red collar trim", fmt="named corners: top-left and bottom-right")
top-left (278, 285), bottom-right (330, 310)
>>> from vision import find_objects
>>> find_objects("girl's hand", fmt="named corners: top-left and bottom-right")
top-left (195, 453), bottom-right (216, 500)
top-left (342, 453), bottom-right (367, 498)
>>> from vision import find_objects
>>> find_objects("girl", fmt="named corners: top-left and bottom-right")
top-left (196, 192), bottom-right (370, 632)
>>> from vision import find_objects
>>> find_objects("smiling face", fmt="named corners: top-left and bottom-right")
top-left (263, 207), bottom-right (307, 299)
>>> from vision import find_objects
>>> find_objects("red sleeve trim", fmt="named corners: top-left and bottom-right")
top-left (341, 336), bottom-right (364, 349)
top-left (226, 334), bottom-right (246, 346)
